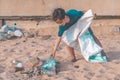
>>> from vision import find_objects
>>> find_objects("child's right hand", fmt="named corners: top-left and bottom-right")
top-left (94, 13), bottom-right (97, 19)
top-left (50, 52), bottom-right (55, 58)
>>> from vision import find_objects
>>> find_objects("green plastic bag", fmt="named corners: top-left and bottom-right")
top-left (40, 56), bottom-right (56, 75)
top-left (78, 30), bottom-right (107, 62)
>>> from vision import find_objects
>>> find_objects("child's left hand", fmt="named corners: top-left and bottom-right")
top-left (94, 13), bottom-right (97, 19)
top-left (50, 52), bottom-right (55, 58)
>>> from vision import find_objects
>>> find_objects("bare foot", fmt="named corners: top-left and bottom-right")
top-left (71, 58), bottom-right (77, 62)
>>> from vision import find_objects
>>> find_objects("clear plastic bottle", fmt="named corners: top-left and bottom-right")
top-left (114, 27), bottom-right (120, 32)
top-left (12, 23), bottom-right (16, 31)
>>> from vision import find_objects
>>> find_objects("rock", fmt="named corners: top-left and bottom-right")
top-left (74, 65), bottom-right (79, 68)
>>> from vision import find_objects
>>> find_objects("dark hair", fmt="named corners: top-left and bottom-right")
top-left (52, 8), bottom-right (65, 21)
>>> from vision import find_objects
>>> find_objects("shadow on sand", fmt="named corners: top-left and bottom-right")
top-left (107, 51), bottom-right (120, 62)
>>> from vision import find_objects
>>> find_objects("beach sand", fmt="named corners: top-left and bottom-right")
top-left (0, 19), bottom-right (120, 80)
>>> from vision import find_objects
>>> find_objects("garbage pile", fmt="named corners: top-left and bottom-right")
top-left (12, 56), bottom-right (56, 79)
top-left (0, 23), bottom-right (23, 40)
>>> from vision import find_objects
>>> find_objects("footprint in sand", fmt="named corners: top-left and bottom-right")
top-left (102, 64), bottom-right (113, 70)
top-left (9, 48), bottom-right (15, 53)
top-left (99, 69), bottom-right (105, 73)
top-left (108, 47), bottom-right (116, 50)
top-left (0, 57), bottom-right (7, 62)
top-left (41, 35), bottom-right (51, 40)
top-left (96, 74), bottom-right (104, 78)
top-left (84, 72), bottom-right (95, 80)
top-left (13, 42), bottom-right (20, 46)
top-left (6, 71), bottom-right (21, 80)
top-left (64, 77), bottom-right (73, 80)
top-left (19, 50), bottom-right (23, 53)
top-left (96, 69), bottom-right (105, 78)
top-left (113, 60), bottom-right (120, 64)
top-left (0, 65), bottom-right (5, 73)
top-left (83, 67), bottom-right (89, 71)
top-left (3, 49), bottom-right (8, 52)
top-left (117, 41), bottom-right (120, 44)
top-left (0, 77), bottom-right (3, 80)
top-left (114, 74), bottom-right (120, 80)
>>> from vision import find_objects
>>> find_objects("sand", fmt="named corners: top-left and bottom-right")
top-left (0, 19), bottom-right (120, 80)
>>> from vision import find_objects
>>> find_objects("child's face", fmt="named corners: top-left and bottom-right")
top-left (55, 19), bottom-right (66, 26)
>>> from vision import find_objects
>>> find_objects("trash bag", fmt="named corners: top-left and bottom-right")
top-left (40, 56), bottom-right (56, 75)
top-left (78, 29), bottom-right (107, 62)
top-left (89, 52), bottom-right (107, 63)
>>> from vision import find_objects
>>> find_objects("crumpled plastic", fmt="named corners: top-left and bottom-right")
top-left (40, 56), bottom-right (56, 75)
top-left (0, 24), bottom-right (23, 40)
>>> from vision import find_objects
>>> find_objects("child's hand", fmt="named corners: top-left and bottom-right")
top-left (50, 52), bottom-right (55, 58)
top-left (94, 13), bottom-right (97, 19)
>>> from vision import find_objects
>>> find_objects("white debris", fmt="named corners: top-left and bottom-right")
top-left (16, 62), bottom-right (23, 68)
top-left (0, 25), bottom-right (9, 33)
top-left (0, 23), bottom-right (23, 40)
top-left (14, 30), bottom-right (23, 37)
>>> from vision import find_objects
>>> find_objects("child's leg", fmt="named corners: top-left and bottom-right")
top-left (92, 34), bottom-right (107, 57)
top-left (88, 28), bottom-right (107, 57)
top-left (66, 45), bottom-right (76, 62)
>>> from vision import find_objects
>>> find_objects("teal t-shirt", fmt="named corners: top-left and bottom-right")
top-left (58, 9), bottom-right (84, 37)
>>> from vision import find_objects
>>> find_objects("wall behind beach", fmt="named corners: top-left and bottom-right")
top-left (0, 0), bottom-right (120, 16)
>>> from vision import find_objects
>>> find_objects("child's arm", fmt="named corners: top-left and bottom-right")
top-left (82, 10), bottom-right (86, 13)
top-left (81, 10), bottom-right (97, 19)
top-left (50, 36), bottom-right (62, 58)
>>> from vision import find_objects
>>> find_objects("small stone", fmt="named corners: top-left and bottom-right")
top-left (74, 65), bottom-right (79, 68)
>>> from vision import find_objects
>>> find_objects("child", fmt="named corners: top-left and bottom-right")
top-left (50, 8), bottom-right (107, 62)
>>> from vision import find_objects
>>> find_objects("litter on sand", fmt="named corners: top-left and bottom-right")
top-left (12, 56), bottom-right (56, 79)
top-left (0, 23), bottom-right (23, 40)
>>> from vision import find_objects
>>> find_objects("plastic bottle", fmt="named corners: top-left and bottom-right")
top-left (114, 27), bottom-right (120, 32)
top-left (9, 23), bottom-right (16, 31)
top-left (12, 23), bottom-right (16, 31)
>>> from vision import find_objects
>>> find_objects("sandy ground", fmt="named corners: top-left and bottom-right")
top-left (0, 19), bottom-right (120, 80)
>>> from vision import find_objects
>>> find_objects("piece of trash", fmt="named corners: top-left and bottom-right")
top-left (12, 60), bottom-right (17, 64)
top-left (14, 30), bottom-right (23, 37)
top-left (0, 23), bottom-right (23, 40)
top-left (7, 30), bottom-right (14, 35)
top-left (0, 25), bottom-right (9, 33)
top-left (114, 27), bottom-right (120, 32)
top-left (16, 62), bottom-right (23, 68)
top-left (11, 59), bottom-right (24, 72)
top-left (0, 33), bottom-right (7, 40)
top-left (41, 56), bottom-right (56, 75)
top-left (14, 56), bottom-right (57, 79)
top-left (15, 67), bottom-right (24, 72)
